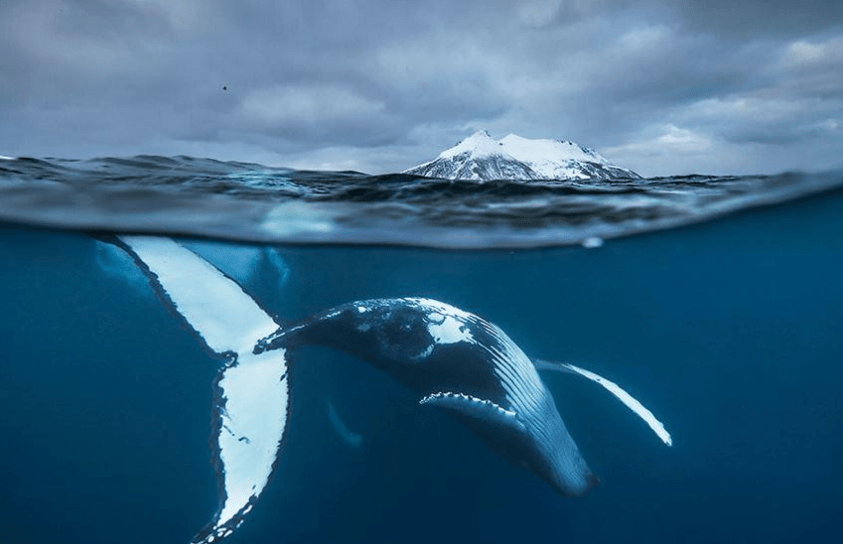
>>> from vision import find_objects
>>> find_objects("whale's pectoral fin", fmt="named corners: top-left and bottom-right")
top-left (114, 236), bottom-right (280, 356)
top-left (113, 236), bottom-right (289, 544)
top-left (419, 392), bottom-right (528, 434)
top-left (533, 358), bottom-right (672, 447)
top-left (191, 349), bottom-right (289, 544)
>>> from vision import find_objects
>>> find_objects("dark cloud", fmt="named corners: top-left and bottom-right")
top-left (668, 0), bottom-right (843, 38)
top-left (0, 0), bottom-right (841, 175)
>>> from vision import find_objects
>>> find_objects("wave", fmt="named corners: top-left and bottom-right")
top-left (1, 155), bottom-right (841, 248)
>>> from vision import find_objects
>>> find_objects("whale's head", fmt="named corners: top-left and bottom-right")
top-left (257, 299), bottom-right (447, 368)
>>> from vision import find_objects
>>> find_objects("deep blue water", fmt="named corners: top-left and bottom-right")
top-left (1, 159), bottom-right (842, 543)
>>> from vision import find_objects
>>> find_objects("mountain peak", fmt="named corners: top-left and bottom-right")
top-left (404, 131), bottom-right (639, 181)
top-left (440, 130), bottom-right (502, 160)
top-left (469, 129), bottom-right (493, 139)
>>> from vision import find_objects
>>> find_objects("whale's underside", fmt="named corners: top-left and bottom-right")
top-left (111, 235), bottom-right (672, 544)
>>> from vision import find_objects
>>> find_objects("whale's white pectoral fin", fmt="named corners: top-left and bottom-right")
top-left (115, 236), bottom-right (289, 544)
top-left (117, 236), bottom-right (279, 355)
top-left (533, 359), bottom-right (673, 447)
top-left (193, 349), bottom-right (289, 544)
top-left (420, 392), bottom-right (527, 433)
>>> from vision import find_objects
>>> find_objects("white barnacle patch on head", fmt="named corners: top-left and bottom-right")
top-left (357, 305), bottom-right (368, 313)
top-left (427, 312), bottom-right (474, 345)
top-left (404, 297), bottom-right (477, 346)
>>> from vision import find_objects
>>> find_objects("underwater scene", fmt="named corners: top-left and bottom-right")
top-left (1, 158), bottom-right (842, 544)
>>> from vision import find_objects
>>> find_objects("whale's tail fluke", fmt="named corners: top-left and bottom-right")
top-left (533, 359), bottom-right (673, 447)
top-left (115, 236), bottom-right (288, 544)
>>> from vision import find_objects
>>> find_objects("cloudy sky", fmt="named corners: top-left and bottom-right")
top-left (1, 0), bottom-right (841, 176)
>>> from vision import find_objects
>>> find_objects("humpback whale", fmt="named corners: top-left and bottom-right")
top-left (112, 235), bottom-right (672, 544)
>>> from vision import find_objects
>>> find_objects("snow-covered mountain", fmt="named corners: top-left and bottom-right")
top-left (403, 130), bottom-right (640, 181)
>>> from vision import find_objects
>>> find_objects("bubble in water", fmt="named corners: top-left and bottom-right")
top-left (582, 237), bottom-right (604, 248)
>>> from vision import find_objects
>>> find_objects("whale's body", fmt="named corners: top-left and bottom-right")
top-left (111, 236), bottom-right (671, 544)
top-left (260, 297), bottom-right (597, 496)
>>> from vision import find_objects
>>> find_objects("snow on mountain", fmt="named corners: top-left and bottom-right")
top-left (404, 130), bottom-right (640, 181)
top-left (439, 130), bottom-right (504, 160)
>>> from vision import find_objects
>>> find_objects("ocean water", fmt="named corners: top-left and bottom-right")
top-left (1, 157), bottom-right (842, 543)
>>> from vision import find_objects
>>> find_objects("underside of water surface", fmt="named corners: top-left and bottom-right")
top-left (2, 155), bottom-right (842, 248)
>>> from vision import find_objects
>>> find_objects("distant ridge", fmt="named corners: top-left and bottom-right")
top-left (404, 130), bottom-right (640, 181)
